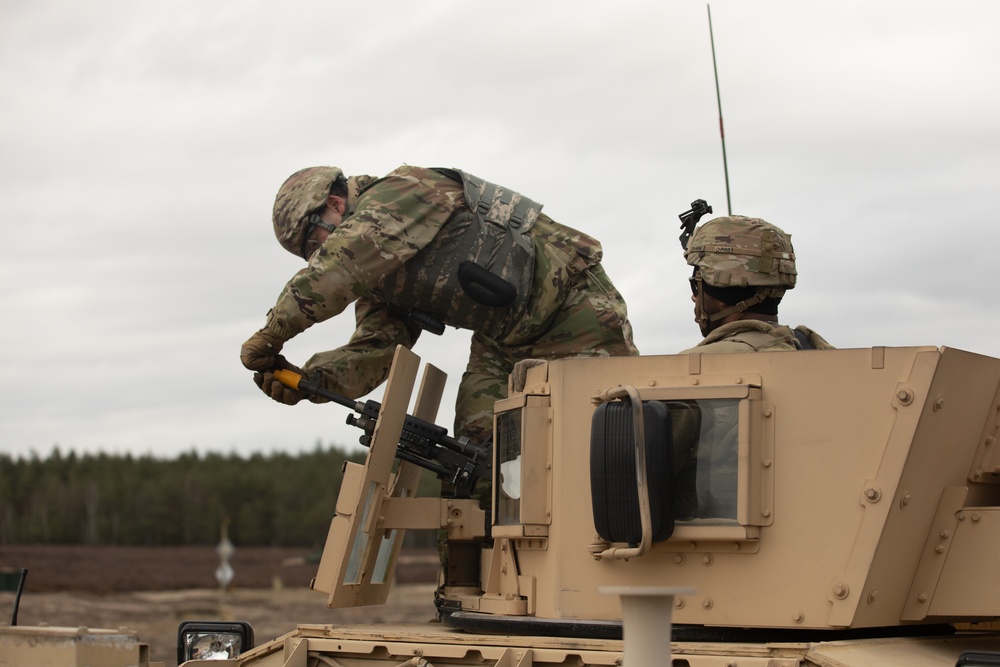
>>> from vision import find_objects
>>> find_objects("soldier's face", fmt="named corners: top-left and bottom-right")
top-left (693, 294), bottom-right (711, 337)
top-left (692, 285), bottom-right (727, 337)
top-left (303, 195), bottom-right (348, 259)
top-left (690, 273), bottom-right (709, 335)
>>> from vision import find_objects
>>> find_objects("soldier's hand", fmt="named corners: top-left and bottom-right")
top-left (511, 358), bottom-right (547, 392)
top-left (240, 327), bottom-right (285, 371)
top-left (253, 357), bottom-right (305, 405)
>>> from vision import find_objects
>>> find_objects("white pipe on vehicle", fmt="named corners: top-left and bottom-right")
top-left (601, 586), bottom-right (695, 666)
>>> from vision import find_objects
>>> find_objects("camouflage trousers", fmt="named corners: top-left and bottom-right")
top-left (453, 264), bottom-right (639, 443)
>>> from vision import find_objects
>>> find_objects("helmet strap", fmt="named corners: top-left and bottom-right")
top-left (701, 284), bottom-right (784, 333)
top-left (706, 291), bottom-right (768, 326)
top-left (312, 218), bottom-right (336, 234)
top-left (299, 213), bottom-right (337, 259)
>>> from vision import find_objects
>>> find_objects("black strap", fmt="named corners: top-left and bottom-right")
top-left (792, 328), bottom-right (814, 350)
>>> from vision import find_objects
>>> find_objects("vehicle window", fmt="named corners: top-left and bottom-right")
top-left (496, 409), bottom-right (522, 526)
top-left (666, 399), bottom-right (740, 525)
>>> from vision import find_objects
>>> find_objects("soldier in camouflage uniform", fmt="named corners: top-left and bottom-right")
top-left (680, 215), bottom-right (833, 354)
top-left (240, 165), bottom-right (639, 444)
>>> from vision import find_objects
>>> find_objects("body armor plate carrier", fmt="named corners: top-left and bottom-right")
top-left (381, 168), bottom-right (541, 339)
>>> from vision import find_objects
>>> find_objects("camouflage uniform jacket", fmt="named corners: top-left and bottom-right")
top-left (264, 165), bottom-right (605, 398)
top-left (680, 320), bottom-right (834, 354)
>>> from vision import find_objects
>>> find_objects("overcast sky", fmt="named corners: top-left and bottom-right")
top-left (2, 0), bottom-right (998, 460)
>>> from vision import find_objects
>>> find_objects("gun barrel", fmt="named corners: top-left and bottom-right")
top-left (273, 365), bottom-right (490, 498)
top-left (273, 369), bottom-right (358, 410)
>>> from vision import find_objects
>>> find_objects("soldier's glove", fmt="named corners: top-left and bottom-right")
top-left (253, 356), bottom-right (306, 405)
top-left (511, 358), bottom-right (547, 392)
top-left (240, 327), bottom-right (286, 371)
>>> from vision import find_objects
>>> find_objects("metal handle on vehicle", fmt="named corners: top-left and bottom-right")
top-left (595, 385), bottom-right (653, 560)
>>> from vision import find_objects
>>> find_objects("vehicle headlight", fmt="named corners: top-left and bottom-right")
top-left (177, 621), bottom-right (253, 663)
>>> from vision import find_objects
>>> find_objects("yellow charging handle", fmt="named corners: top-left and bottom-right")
top-left (272, 368), bottom-right (302, 390)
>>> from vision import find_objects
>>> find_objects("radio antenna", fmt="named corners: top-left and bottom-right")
top-left (707, 4), bottom-right (732, 215)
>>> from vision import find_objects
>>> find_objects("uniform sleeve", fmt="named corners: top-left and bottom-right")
top-left (265, 166), bottom-right (464, 340)
top-left (302, 294), bottom-right (422, 400)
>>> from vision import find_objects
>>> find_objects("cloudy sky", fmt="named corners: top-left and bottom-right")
top-left (2, 0), bottom-right (998, 460)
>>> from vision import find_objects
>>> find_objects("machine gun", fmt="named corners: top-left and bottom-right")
top-left (678, 198), bottom-right (713, 250)
top-left (273, 369), bottom-right (490, 499)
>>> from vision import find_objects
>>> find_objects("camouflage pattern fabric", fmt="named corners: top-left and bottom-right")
top-left (265, 166), bottom-right (463, 340)
top-left (379, 168), bottom-right (542, 340)
top-left (679, 320), bottom-right (834, 354)
top-left (454, 264), bottom-right (638, 442)
top-left (301, 296), bottom-right (422, 404)
top-left (259, 165), bottom-right (639, 440)
top-left (346, 175), bottom-right (379, 210)
top-left (685, 215), bottom-right (797, 290)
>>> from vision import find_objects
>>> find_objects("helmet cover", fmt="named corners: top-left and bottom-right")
top-left (685, 215), bottom-right (797, 290)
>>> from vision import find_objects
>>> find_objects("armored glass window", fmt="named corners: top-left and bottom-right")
top-left (666, 399), bottom-right (740, 525)
top-left (496, 409), bottom-right (522, 526)
top-left (344, 482), bottom-right (379, 584)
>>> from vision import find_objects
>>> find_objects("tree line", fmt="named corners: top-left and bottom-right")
top-left (0, 446), bottom-right (440, 547)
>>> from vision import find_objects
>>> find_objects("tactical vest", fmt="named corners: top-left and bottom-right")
top-left (380, 168), bottom-right (542, 339)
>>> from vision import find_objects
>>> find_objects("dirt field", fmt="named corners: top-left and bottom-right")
top-left (0, 545), bottom-right (440, 666)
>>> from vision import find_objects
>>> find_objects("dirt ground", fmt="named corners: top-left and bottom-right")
top-left (0, 544), bottom-right (440, 666)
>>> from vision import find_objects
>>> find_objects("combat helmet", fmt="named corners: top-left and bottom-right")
top-left (271, 167), bottom-right (347, 259)
top-left (685, 215), bottom-right (797, 329)
top-left (272, 167), bottom-right (381, 259)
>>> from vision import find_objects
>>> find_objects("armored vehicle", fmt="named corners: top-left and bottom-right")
top-left (6, 344), bottom-right (1000, 666)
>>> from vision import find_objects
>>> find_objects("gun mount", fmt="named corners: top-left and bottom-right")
top-left (273, 367), bottom-right (491, 499)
